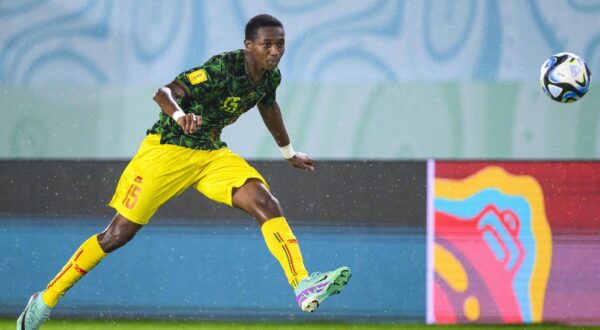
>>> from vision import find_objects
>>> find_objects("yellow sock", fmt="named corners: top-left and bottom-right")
top-left (261, 217), bottom-right (309, 289)
top-left (42, 234), bottom-right (107, 307)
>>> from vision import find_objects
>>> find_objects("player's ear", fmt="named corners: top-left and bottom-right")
top-left (244, 39), bottom-right (253, 51)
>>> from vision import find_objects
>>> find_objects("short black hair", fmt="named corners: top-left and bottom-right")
top-left (245, 14), bottom-right (283, 40)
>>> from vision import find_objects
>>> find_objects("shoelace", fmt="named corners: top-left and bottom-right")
top-left (296, 272), bottom-right (328, 295)
top-left (308, 272), bottom-right (324, 280)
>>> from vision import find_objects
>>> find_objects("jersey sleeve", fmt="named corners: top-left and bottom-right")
top-left (258, 68), bottom-right (282, 107)
top-left (174, 55), bottom-right (226, 97)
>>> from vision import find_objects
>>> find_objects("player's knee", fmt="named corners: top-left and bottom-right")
top-left (97, 229), bottom-right (137, 253)
top-left (253, 193), bottom-right (282, 214)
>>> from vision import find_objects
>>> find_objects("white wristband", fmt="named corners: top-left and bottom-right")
top-left (279, 144), bottom-right (296, 159)
top-left (172, 110), bottom-right (186, 122)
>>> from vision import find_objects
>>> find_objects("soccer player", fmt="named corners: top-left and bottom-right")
top-left (17, 14), bottom-right (351, 329)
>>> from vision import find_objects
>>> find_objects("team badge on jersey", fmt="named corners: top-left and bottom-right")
top-left (186, 69), bottom-right (208, 85)
top-left (222, 96), bottom-right (240, 113)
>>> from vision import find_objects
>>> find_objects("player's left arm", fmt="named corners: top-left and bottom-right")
top-left (258, 101), bottom-right (314, 171)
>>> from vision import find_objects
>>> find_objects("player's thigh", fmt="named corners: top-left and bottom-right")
top-left (193, 149), bottom-right (269, 206)
top-left (109, 135), bottom-right (200, 224)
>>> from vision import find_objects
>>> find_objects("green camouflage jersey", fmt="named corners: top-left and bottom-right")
top-left (148, 49), bottom-right (281, 150)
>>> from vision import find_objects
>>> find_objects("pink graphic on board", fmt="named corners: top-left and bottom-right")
top-left (434, 166), bottom-right (552, 323)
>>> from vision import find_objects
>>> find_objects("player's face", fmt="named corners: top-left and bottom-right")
top-left (245, 26), bottom-right (285, 70)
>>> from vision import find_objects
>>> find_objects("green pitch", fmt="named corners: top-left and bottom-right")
top-left (3, 319), bottom-right (600, 330)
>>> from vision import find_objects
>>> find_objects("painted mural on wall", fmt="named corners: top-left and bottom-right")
top-left (2, 0), bottom-right (600, 85)
top-left (1, 1), bottom-right (600, 159)
top-left (431, 162), bottom-right (600, 325)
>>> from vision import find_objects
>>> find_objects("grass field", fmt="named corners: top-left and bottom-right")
top-left (3, 319), bottom-right (600, 330)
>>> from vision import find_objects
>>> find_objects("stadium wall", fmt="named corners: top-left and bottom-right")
top-left (0, 160), bottom-right (426, 225)
top-left (2, 1), bottom-right (600, 160)
top-left (1, 217), bottom-right (425, 321)
top-left (0, 160), bottom-right (427, 321)
top-left (2, 161), bottom-right (600, 325)
top-left (2, 83), bottom-right (599, 160)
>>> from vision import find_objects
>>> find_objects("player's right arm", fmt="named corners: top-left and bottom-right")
top-left (153, 81), bottom-right (202, 135)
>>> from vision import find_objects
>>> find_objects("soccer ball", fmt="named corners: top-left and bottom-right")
top-left (540, 52), bottom-right (591, 103)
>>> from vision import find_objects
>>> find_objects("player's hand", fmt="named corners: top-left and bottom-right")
top-left (287, 152), bottom-right (315, 172)
top-left (176, 113), bottom-right (202, 134)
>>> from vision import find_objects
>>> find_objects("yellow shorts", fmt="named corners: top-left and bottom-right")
top-left (109, 134), bottom-right (268, 225)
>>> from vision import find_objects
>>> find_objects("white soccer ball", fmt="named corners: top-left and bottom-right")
top-left (540, 52), bottom-right (591, 103)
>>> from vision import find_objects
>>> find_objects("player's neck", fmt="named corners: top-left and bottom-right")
top-left (244, 52), bottom-right (265, 84)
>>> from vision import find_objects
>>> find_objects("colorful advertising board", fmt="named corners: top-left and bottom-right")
top-left (428, 161), bottom-right (600, 325)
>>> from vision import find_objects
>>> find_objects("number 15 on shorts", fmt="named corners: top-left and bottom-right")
top-left (122, 184), bottom-right (143, 209)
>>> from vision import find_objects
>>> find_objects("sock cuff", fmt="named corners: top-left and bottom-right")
top-left (260, 216), bottom-right (289, 234)
top-left (77, 235), bottom-right (107, 269)
top-left (89, 234), bottom-right (108, 257)
top-left (41, 291), bottom-right (56, 308)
